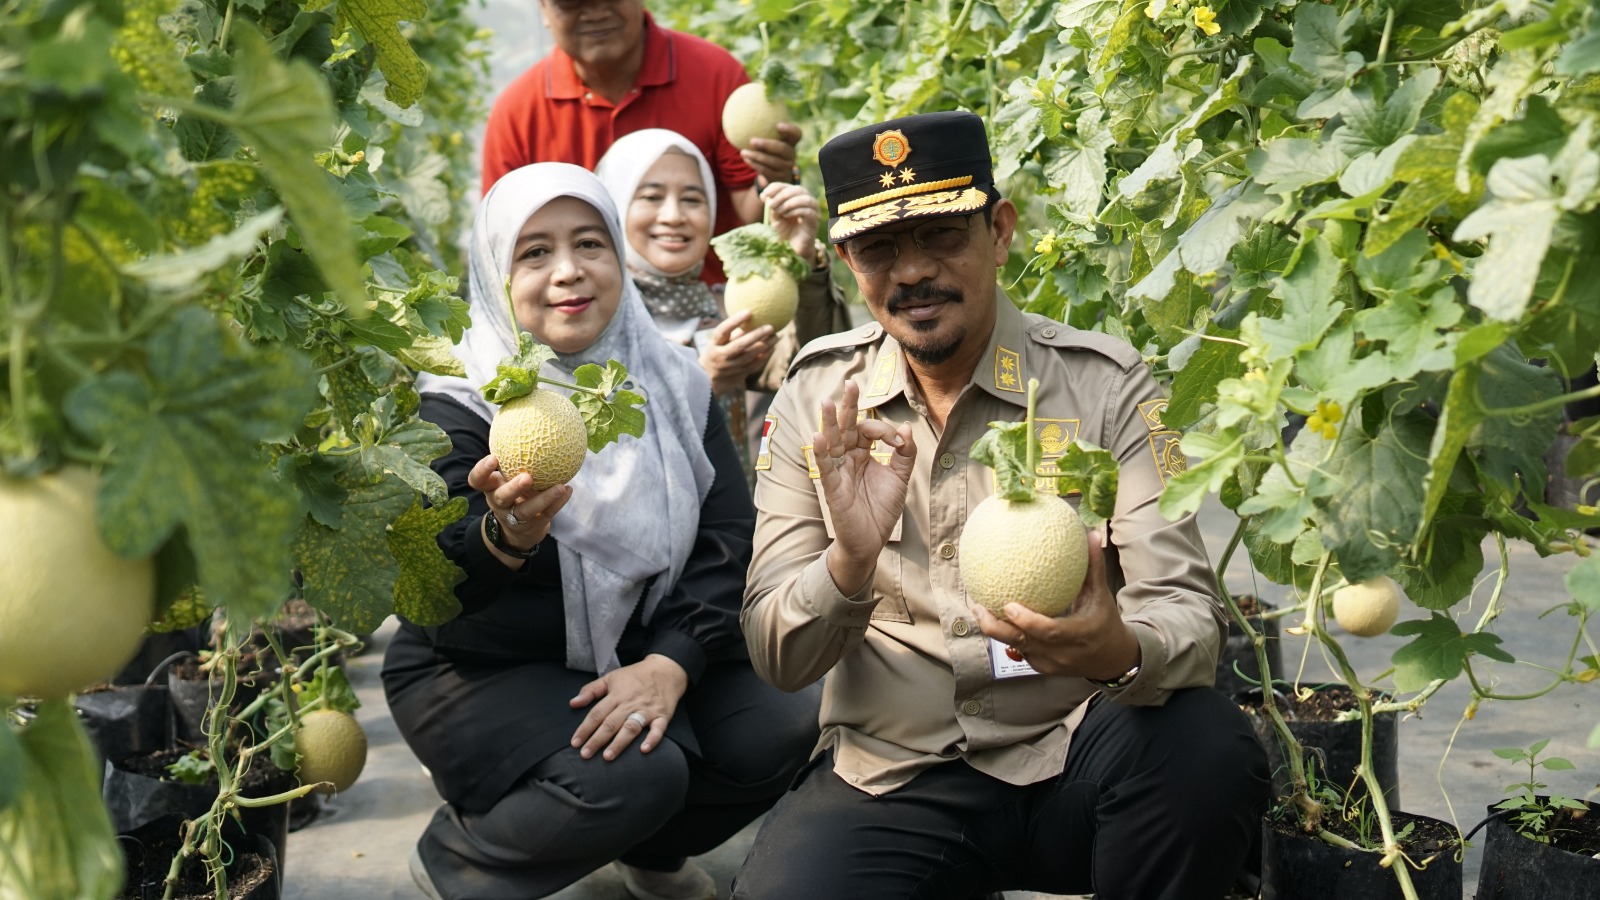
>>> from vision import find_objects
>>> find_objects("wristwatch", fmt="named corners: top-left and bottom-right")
top-left (483, 512), bottom-right (539, 560)
top-left (1088, 663), bottom-right (1141, 690)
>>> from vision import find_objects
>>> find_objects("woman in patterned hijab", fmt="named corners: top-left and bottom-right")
top-left (597, 129), bottom-right (849, 476)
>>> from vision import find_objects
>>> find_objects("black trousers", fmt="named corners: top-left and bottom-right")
top-left (734, 688), bottom-right (1269, 900)
top-left (417, 665), bottom-right (821, 900)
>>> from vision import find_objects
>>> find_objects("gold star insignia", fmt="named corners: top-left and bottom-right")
top-left (1000, 356), bottom-right (1016, 372)
top-left (899, 167), bottom-right (916, 184)
top-left (879, 172), bottom-right (896, 188)
top-left (999, 371), bottom-right (1018, 388)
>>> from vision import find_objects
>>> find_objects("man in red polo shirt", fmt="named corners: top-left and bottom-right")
top-left (481, 0), bottom-right (800, 282)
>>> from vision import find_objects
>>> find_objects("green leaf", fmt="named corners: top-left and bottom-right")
top-left (1569, 554), bottom-right (1600, 613)
top-left (1391, 613), bottom-right (1515, 692)
top-left (710, 223), bottom-right (810, 282)
top-left (1043, 105), bottom-right (1115, 217)
top-left (1167, 338), bottom-right (1247, 431)
top-left (301, 666), bottom-right (362, 714)
top-left (1129, 182), bottom-right (1277, 306)
top-left (1048, 440), bottom-right (1119, 526)
top-left (970, 418), bottom-right (1038, 502)
top-left (1453, 156), bottom-right (1565, 322)
top-left (1366, 92), bottom-right (1482, 257)
top-left (192, 27), bottom-right (366, 309)
top-left (1315, 413), bottom-right (1433, 583)
top-left (65, 309), bottom-right (314, 620)
top-left (341, 0), bottom-right (429, 107)
top-left (482, 333), bottom-right (560, 406)
top-left (1555, 30), bottom-right (1600, 76)
top-left (123, 208), bottom-right (283, 292)
top-left (1331, 69), bottom-right (1441, 158)
top-left (1396, 511), bottom-right (1487, 610)
top-left (571, 362), bottom-right (648, 452)
top-left (1159, 431), bottom-right (1245, 519)
top-left (1289, 3), bottom-right (1356, 81)
top-left (1474, 345), bottom-right (1564, 494)
top-left (1258, 235), bottom-right (1345, 360)
top-left (387, 496), bottom-right (468, 626)
top-left (165, 750), bottom-right (216, 785)
top-left (292, 466), bottom-right (413, 633)
top-left (1229, 223), bottom-right (1297, 291)
top-left (1251, 137), bottom-right (1351, 196)
top-left (0, 702), bottom-right (124, 899)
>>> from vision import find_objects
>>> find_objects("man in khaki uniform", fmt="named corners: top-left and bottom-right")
top-left (734, 111), bottom-right (1268, 899)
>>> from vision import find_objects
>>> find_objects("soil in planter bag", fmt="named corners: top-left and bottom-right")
top-left (1262, 810), bottom-right (1463, 900)
top-left (1474, 800), bottom-right (1600, 899)
top-left (1238, 685), bottom-right (1401, 808)
top-left (117, 813), bottom-right (280, 900)
top-left (104, 747), bottom-right (294, 873)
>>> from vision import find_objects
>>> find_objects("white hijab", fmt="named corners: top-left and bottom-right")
top-left (416, 163), bottom-right (715, 674)
top-left (594, 129), bottom-right (719, 278)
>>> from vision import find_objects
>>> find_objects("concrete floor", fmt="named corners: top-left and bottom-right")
top-left (281, 496), bottom-right (1599, 899)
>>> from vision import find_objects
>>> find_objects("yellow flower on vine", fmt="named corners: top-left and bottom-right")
top-left (1034, 233), bottom-right (1057, 254)
top-left (1193, 5), bottom-right (1220, 36)
top-left (1305, 399), bottom-right (1343, 439)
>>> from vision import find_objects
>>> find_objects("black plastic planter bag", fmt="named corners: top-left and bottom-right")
top-left (118, 813), bottom-right (281, 899)
top-left (74, 685), bottom-right (172, 779)
top-left (1262, 812), bottom-right (1463, 900)
top-left (1474, 801), bottom-right (1600, 899)
top-left (1216, 597), bottom-right (1283, 697)
top-left (1238, 685), bottom-right (1401, 809)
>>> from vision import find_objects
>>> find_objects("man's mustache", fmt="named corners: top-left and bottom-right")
top-left (888, 283), bottom-right (963, 313)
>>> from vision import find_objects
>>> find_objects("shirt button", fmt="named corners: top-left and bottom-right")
top-left (961, 699), bottom-right (982, 716)
top-left (1041, 327), bottom-right (1058, 338)
top-left (952, 619), bottom-right (969, 636)
top-left (938, 543), bottom-right (956, 559)
top-left (859, 326), bottom-right (875, 338)
top-left (939, 452), bottom-right (955, 469)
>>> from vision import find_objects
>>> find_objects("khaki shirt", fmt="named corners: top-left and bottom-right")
top-left (742, 290), bottom-right (1224, 796)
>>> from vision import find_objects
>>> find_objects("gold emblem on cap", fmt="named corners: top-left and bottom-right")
top-left (872, 129), bottom-right (912, 168)
top-left (1137, 399), bottom-right (1168, 432)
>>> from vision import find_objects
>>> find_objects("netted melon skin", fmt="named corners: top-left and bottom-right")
top-left (959, 494), bottom-right (1088, 618)
top-left (489, 390), bottom-right (589, 490)
top-left (297, 709), bottom-right (369, 795)
top-left (725, 272), bottom-right (799, 332)
top-left (722, 83), bottom-right (786, 150)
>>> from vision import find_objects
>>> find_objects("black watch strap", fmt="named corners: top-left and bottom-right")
top-left (483, 512), bottom-right (539, 560)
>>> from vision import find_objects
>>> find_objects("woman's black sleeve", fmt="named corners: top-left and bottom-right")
top-left (419, 393), bottom-right (553, 617)
top-left (641, 396), bottom-right (756, 683)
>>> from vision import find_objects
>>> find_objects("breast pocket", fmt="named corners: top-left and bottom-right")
top-left (870, 529), bottom-right (912, 625)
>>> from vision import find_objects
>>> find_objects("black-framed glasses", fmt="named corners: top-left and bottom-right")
top-left (838, 214), bottom-right (978, 275)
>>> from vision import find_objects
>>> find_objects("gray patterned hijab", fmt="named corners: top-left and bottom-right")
top-left (415, 163), bottom-right (715, 674)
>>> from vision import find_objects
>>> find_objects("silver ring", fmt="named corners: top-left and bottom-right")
top-left (625, 711), bottom-right (648, 729)
top-left (505, 509), bottom-right (521, 526)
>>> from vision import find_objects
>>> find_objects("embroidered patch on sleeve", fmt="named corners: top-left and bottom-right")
top-left (994, 346), bottom-right (1023, 392)
top-left (1148, 431), bottom-right (1187, 485)
top-left (754, 414), bottom-right (778, 471)
top-left (1137, 399), bottom-right (1168, 432)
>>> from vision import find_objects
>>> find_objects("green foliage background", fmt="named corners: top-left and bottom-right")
top-left (1, 0), bottom-right (491, 633)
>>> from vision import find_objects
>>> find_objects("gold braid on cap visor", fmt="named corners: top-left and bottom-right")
top-left (828, 186), bottom-right (990, 241)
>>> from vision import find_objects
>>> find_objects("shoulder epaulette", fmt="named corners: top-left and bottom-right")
top-left (1024, 319), bottom-right (1143, 372)
top-left (785, 322), bottom-right (884, 380)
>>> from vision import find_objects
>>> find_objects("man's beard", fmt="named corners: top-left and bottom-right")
top-left (889, 283), bottom-right (965, 365)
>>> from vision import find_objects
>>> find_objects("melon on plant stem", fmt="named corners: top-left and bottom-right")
top-left (960, 493), bottom-right (1088, 618)
top-left (0, 466), bottom-right (156, 700)
top-left (724, 270), bottom-right (799, 332)
top-left (1331, 576), bottom-right (1404, 637)
top-left (296, 708), bottom-right (368, 795)
top-left (489, 388), bottom-right (589, 491)
top-left (722, 82), bottom-right (787, 151)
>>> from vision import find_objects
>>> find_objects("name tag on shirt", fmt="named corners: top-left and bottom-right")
top-left (989, 638), bottom-right (1040, 679)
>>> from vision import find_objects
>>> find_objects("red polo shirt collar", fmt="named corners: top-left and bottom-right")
top-left (546, 12), bottom-right (674, 102)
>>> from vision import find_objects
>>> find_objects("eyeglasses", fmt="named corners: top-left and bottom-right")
top-left (838, 215), bottom-right (978, 275)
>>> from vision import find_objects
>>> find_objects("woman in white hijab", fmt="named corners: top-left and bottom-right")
top-left (387, 163), bottom-right (820, 900)
top-left (596, 129), bottom-right (849, 477)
